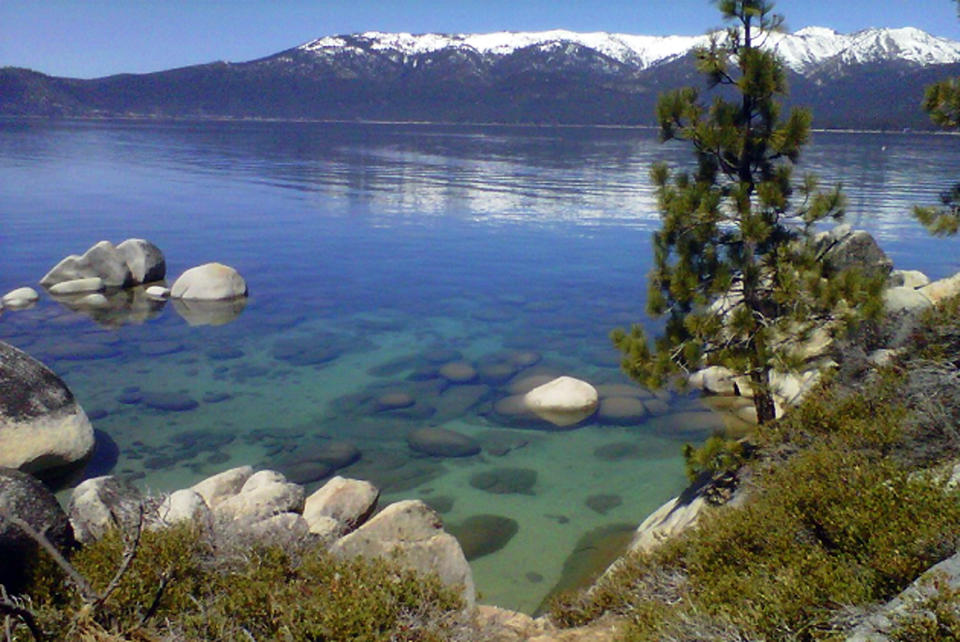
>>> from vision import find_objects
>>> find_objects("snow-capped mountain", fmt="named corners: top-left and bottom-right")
top-left (2, 26), bottom-right (959, 129)
top-left (296, 25), bottom-right (960, 75)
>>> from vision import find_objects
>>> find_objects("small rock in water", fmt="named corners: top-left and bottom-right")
top-left (476, 361), bottom-right (518, 385)
top-left (422, 347), bottom-right (463, 364)
top-left (423, 495), bottom-right (454, 514)
top-left (144, 285), bottom-right (170, 300)
top-left (1, 287), bottom-right (39, 309)
top-left (272, 336), bottom-right (341, 366)
top-left (507, 350), bottom-right (541, 368)
top-left (593, 442), bottom-right (642, 462)
top-left (449, 514), bottom-right (519, 561)
top-left (206, 451), bottom-right (230, 465)
top-left (439, 361), bottom-right (477, 384)
top-left (206, 345), bottom-right (244, 361)
top-left (597, 397), bottom-right (648, 425)
top-left (139, 341), bottom-right (184, 356)
top-left (376, 391), bottom-right (415, 411)
top-left (469, 467), bottom-right (537, 495)
top-left (526, 571), bottom-right (544, 583)
top-left (407, 427), bottom-right (481, 458)
top-left (141, 391), bottom-right (199, 412)
top-left (585, 494), bottom-right (623, 515)
top-left (45, 342), bottom-right (120, 361)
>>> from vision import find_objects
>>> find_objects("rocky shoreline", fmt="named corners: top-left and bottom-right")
top-left (4, 228), bottom-right (960, 638)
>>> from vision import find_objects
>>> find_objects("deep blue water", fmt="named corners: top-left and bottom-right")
top-left (1, 120), bottom-right (959, 611)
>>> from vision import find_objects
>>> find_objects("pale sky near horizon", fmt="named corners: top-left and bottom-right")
top-left (2, 1), bottom-right (959, 79)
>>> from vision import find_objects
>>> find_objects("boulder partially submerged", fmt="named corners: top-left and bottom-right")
top-left (0, 340), bottom-right (94, 477)
top-left (170, 262), bottom-right (248, 301)
top-left (523, 376), bottom-right (599, 427)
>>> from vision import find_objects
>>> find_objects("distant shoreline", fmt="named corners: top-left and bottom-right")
top-left (0, 114), bottom-right (955, 135)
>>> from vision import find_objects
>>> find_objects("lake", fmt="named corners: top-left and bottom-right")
top-left (1, 120), bottom-right (958, 612)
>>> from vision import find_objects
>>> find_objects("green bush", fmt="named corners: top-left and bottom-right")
top-left (551, 345), bottom-right (960, 640)
top-left (19, 523), bottom-right (464, 641)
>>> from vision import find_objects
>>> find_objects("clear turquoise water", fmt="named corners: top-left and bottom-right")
top-left (1, 120), bottom-right (959, 612)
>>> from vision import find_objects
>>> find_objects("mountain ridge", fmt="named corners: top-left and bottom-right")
top-left (2, 26), bottom-right (958, 129)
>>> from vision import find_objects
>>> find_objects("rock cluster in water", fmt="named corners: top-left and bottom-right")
top-left (0, 240), bottom-right (249, 327)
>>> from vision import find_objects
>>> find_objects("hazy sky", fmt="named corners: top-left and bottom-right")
top-left (2, 0), bottom-right (959, 78)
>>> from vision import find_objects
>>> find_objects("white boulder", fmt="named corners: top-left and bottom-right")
top-left (882, 286), bottom-right (933, 315)
top-left (170, 262), bottom-right (248, 300)
top-left (145, 285), bottom-right (170, 300)
top-left (888, 269), bottom-right (930, 290)
top-left (156, 489), bottom-right (210, 527)
top-left (1, 287), bottom-right (39, 309)
top-left (330, 500), bottom-right (475, 607)
top-left (48, 277), bottom-right (104, 295)
top-left (303, 476), bottom-right (379, 535)
top-left (213, 470), bottom-right (304, 522)
top-left (919, 271), bottom-right (960, 306)
top-left (523, 376), bottom-right (599, 427)
top-left (190, 465), bottom-right (254, 509)
top-left (40, 241), bottom-right (133, 288)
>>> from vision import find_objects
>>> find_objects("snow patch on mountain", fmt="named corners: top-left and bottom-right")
top-left (299, 26), bottom-right (960, 75)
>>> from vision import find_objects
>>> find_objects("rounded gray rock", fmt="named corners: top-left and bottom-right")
top-left (0, 467), bottom-right (76, 593)
top-left (0, 340), bottom-right (95, 475)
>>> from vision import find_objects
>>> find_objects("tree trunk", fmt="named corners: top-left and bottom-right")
top-left (750, 370), bottom-right (777, 425)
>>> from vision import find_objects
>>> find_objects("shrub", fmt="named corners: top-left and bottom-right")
top-left (18, 523), bottom-right (465, 641)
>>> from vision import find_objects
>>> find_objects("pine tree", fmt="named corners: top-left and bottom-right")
top-left (611, 0), bottom-right (883, 425)
top-left (914, 0), bottom-right (960, 235)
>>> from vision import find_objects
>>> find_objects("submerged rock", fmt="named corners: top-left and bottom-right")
top-left (407, 427), bottom-right (481, 458)
top-left (536, 523), bottom-right (635, 615)
top-left (593, 442), bottom-right (642, 462)
top-left (449, 514), bottom-right (519, 561)
top-left (585, 494), bottom-right (623, 515)
top-left (597, 396), bottom-right (648, 425)
top-left (469, 467), bottom-right (537, 495)
top-left (439, 361), bottom-right (477, 383)
top-left (141, 391), bottom-right (198, 412)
